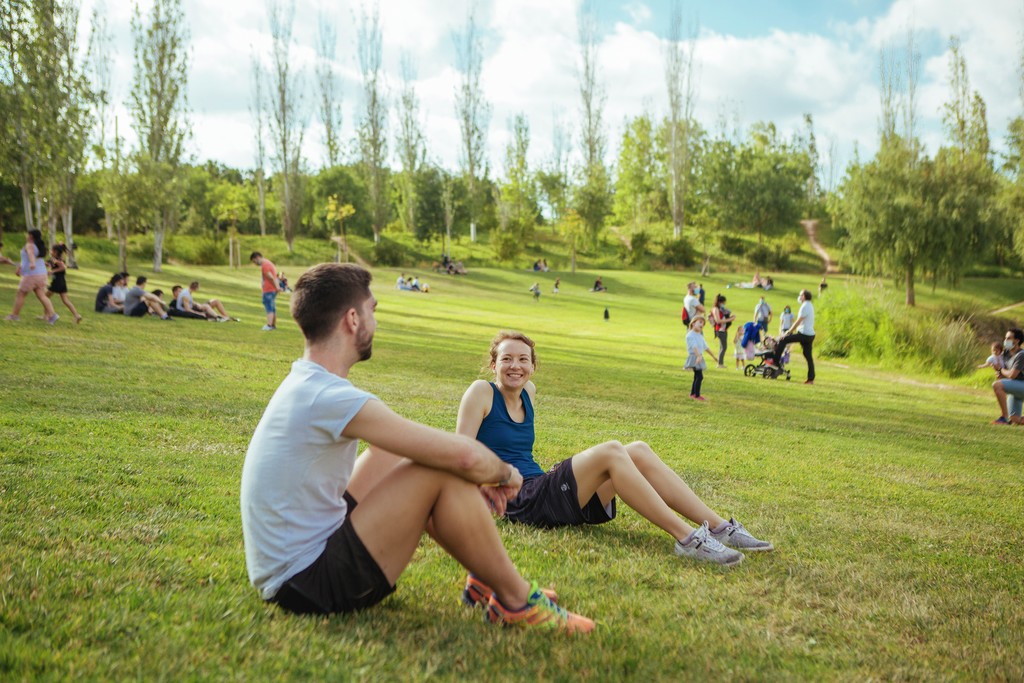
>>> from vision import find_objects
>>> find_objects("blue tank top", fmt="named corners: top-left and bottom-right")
top-left (475, 382), bottom-right (544, 479)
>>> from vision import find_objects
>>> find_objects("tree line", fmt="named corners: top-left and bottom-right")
top-left (2, 2), bottom-right (1023, 300)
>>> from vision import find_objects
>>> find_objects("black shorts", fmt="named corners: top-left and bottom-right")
top-left (270, 492), bottom-right (395, 615)
top-left (505, 458), bottom-right (616, 528)
top-left (127, 301), bottom-right (149, 317)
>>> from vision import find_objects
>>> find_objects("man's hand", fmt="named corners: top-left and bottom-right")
top-left (479, 485), bottom-right (508, 516)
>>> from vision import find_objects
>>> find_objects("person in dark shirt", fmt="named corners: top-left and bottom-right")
top-left (95, 273), bottom-right (124, 313)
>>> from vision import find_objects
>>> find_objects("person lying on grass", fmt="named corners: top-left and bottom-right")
top-left (457, 330), bottom-right (772, 568)
top-left (240, 264), bottom-right (593, 633)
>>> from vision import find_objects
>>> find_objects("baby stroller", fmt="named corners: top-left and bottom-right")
top-left (744, 336), bottom-right (791, 381)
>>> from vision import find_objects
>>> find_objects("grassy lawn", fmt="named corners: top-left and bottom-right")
top-left (1, 262), bottom-right (1022, 681)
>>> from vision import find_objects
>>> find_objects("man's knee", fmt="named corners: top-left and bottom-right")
top-left (993, 381), bottom-right (1006, 394)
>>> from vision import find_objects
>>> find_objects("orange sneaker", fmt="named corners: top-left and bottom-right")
top-left (462, 574), bottom-right (558, 609)
top-left (485, 582), bottom-right (594, 633)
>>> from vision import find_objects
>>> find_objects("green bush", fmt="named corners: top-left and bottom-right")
top-left (490, 230), bottom-right (521, 262)
top-left (166, 236), bottom-right (228, 265)
top-left (659, 238), bottom-right (696, 267)
top-left (747, 240), bottom-right (792, 270)
top-left (624, 230), bottom-right (651, 266)
top-left (817, 285), bottom-right (977, 377)
top-left (719, 234), bottom-right (746, 256)
top-left (372, 237), bottom-right (406, 267)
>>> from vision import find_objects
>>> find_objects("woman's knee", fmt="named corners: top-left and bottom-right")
top-left (591, 440), bottom-right (629, 465)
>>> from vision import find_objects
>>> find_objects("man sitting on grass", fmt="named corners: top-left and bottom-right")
top-left (123, 276), bottom-right (171, 320)
top-left (177, 280), bottom-right (237, 321)
top-left (240, 263), bottom-right (593, 632)
top-left (992, 328), bottom-right (1024, 425)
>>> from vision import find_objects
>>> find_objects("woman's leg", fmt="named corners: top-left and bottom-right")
top-left (692, 369), bottom-right (703, 397)
top-left (622, 441), bottom-right (726, 528)
top-left (10, 289), bottom-right (28, 316)
top-left (716, 331), bottom-right (727, 366)
top-left (32, 287), bottom-right (56, 317)
top-left (571, 441), bottom-right (693, 541)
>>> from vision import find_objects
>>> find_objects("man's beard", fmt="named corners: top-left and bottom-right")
top-left (357, 327), bottom-right (373, 361)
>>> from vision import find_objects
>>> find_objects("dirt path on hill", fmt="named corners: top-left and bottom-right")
top-left (990, 300), bottom-right (1024, 316)
top-left (801, 219), bottom-right (837, 274)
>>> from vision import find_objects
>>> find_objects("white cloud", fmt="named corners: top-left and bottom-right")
top-left (74, 0), bottom-right (1022, 180)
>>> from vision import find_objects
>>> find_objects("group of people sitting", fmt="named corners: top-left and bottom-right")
top-left (395, 273), bottom-right (430, 293)
top-left (531, 259), bottom-right (550, 272)
top-left (94, 273), bottom-right (239, 322)
top-left (730, 272), bottom-right (775, 290)
top-left (433, 254), bottom-right (468, 275)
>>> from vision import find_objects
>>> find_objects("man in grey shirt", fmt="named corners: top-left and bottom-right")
top-left (124, 276), bottom-right (172, 320)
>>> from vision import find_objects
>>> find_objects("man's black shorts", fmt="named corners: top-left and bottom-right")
top-left (127, 301), bottom-right (149, 317)
top-left (505, 458), bottom-right (617, 528)
top-left (269, 492), bottom-right (395, 615)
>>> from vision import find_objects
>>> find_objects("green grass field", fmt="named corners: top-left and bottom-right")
top-left (1, 262), bottom-right (1022, 681)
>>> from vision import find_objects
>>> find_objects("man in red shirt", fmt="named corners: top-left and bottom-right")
top-left (250, 252), bottom-right (282, 331)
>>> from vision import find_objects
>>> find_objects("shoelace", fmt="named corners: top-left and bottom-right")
top-left (692, 523), bottom-right (729, 553)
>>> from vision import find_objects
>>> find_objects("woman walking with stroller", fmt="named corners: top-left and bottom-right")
top-left (769, 289), bottom-right (815, 384)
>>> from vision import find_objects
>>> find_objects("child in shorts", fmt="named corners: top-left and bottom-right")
top-left (978, 341), bottom-right (1004, 371)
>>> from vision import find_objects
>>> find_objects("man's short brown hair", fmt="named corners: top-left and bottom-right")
top-left (292, 263), bottom-right (373, 343)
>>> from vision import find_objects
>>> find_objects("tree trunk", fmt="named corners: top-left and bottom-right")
top-left (256, 170), bottom-right (267, 237)
top-left (700, 254), bottom-right (710, 277)
top-left (104, 208), bottom-right (113, 239)
top-left (152, 211), bottom-right (167, 273)
top-left (20, 185), bottom-right (35, 231)
top-left (62, 205), bottom-right (77, 268)
top-left (905, 267), bottom-right (915, 306)
top-left (47, 206), bottom-right (59, 250)
top-left (117, 218), bottom-right (127, 272)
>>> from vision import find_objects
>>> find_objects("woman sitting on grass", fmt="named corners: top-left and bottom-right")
top-left (454, 330), bottom-right (773, 568)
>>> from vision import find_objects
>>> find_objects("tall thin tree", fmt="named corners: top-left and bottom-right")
top-left (575, 2), bottom-right (611, 247)
top-left (87, 1), bottom-right (114, 239)
top-left (266, 0), bottom-right (305, 251)
top-left (664, 0), bottom-right (698, 238)
top-left (315, 12), bottom-right (342, 168)
top-left (249, 52), bottom-right (268, 236)
top-left (454, 4), bottom-right (490, 243)
top-left (396, 53), bottom-right (425, 235)
top-left (128, 0), bottom-right (190, 273)
top-left (356, 2), bottom-right (387, 244)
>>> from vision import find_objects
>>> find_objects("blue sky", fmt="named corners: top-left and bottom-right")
top-left (83, 0), bottom-right (1021, 183)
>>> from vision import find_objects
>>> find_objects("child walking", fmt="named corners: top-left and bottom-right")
top-left (47, 244), bottom-right (82, 323)
top-left (684, 315), bottom-right (718, 401)
top-left (733, 326), bottom-right (746, 370)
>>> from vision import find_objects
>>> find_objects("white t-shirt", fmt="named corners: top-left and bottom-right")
top-left (683, 294), bottom-right (700, 319)
top-left (177, 289), bottom-right (194, 310)
top-left (754, 300), bottom-right (771, 322)
top-left (112, 285), bottom-right (128, 304)
top-left (797, 300), bottom-right (815, 335)
top-left (240, 359), bottom-right (376, 600)
top-left (683, 329), bottom-right (710, 370)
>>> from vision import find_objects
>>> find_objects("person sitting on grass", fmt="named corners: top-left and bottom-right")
top-left (167, 285), bottom-right (208, 319)
top-left (178, 281), bottom-right (236, 321)
top-left (991, 328), bottom-right (1024, 425)
top-left (123, 276), bottom-right (172, 320)
top-left (445, 330), bottom-right (772, 567)
top-left (240, 264), bottom-right (594, 632)
top-left (94, 273), bottom-right (125, 314)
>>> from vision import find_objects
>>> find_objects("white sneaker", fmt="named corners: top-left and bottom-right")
top-left (261, 324), bottom-right (275, 331)
top-left (674, 521), bottom-right (744, 567)
top-left (710, 518), bottom-right (773, 552)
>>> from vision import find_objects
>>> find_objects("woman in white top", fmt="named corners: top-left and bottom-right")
top-left (770, 289), bottom-right (815, 384)
top-left (5, 230), bottom-right (58, 323)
